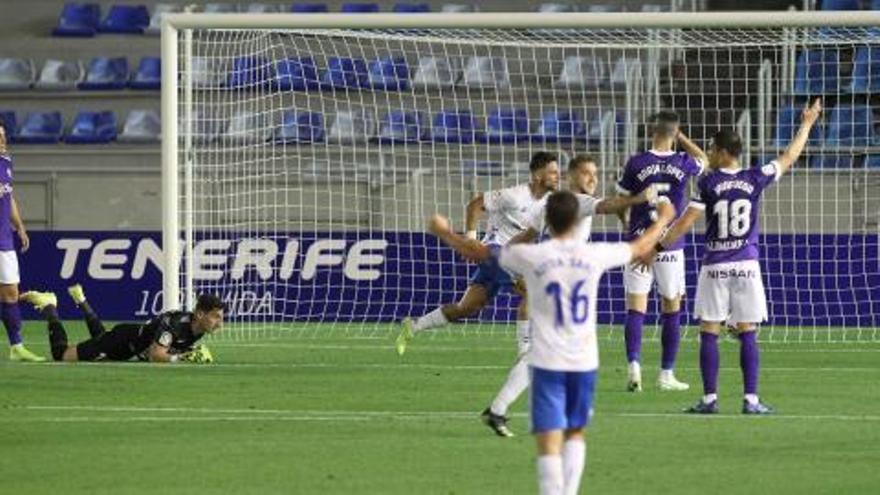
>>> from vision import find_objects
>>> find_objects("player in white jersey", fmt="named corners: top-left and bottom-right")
top-left (480, 154), bottom-right (660, 437)
top-left (396, 152), bottom-right (559, 356)
top-left (426, 191), bottom-right (675, 495)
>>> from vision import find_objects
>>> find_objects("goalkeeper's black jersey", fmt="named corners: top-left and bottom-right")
top-left (130, 311), bottom-right (204, 359)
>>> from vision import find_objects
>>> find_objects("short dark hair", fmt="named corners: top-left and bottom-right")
top-left (196, 294), bottom-right (226, 313)
top-left (568, 154), bottom-right (597, 172)
top-left (545, 190), bottom-right (579, 235)
top-left (651, 110), bottom-right (679, 137)
top-left (712, 129), bottom-right (743, 158)
top-left (529, 151), bottom-right (558, 173)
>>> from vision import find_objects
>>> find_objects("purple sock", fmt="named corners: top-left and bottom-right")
top-left (738, 331), bottom-right (760, 396)
top-left (699, 332), bottom-right (719, 395)
top-left (624, 310), bottom-right (645, 363)
top-left (2, 302), bottom-right (22, 346)
top-left (660, 311), bottom-right (681, 371)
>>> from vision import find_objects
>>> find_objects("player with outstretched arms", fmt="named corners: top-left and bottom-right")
top-left (426, 191), bottom-right (675, 495)
top-left (616, 111), bottom-right (707, 392)
top-left (646, 98), bottom-right (822, 414)
top-left (395, 152), bottom-right (559, 357)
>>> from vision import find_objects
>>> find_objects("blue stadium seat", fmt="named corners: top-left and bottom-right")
top-left (462, 160), bottom-right (504, 177)
top-left (848, 47), bottom-right (880, 93)
top-left (275, 111), bottom-right (324, 143)
top-left (291, 3), bottom-right (328, 12)
top-left (411, 57), bottom-right (458, 88)
top-left (810, 155), bottom-right (859, 169)
top-left (367, 56), bottom-right (409, 90)
top-left (205, 3), bottom-right (240, 13)
top-left (587, 110), bottom-right (624, 143)
top-left (820, 0), bottom-right (860, 9)
top-left (35, 60), bottom-right (83, 90)
top-left (556, 56), bottom-right (605, 88)
top-left (145, 4), bottom-right (181, 35)
top-left (866, 154), bottom-right (880, 168)
top-left (533, 110), bottom-right (586, 143)
top-left (53, 3), bottom-right (101, 37)
top-left (825, 105), bottom-right (876, 146)
top-left (393, 3), bottom-right (431, 12)
top-left (341, 3), bottom-right (380, 13)
top-left (774, 105), bottom-right (823, 147)
top-left (228, 57), bottom-right (274, 89)
top-left (0, 59), bottom-right (35, 90)
top-left (246, 3), bottom-right (281, 12)
top-left (80, 57), bottom-right (129, 90)
top-left (872, 0), bottom-right (880, 10)
top-left (118, 110), bottom-right (161, 143)
top-left (431, 110), bottom-right (479, 143)
top-left (320, 57), bottom-right (368, 90)
top-left (377, 111), bottom-right (426, 144)
top-left (793, 49), bottom-right (840, 95)
top-left (481, 108), bottom-right (529, 144)
top-left (327, 110), bottom-right (376, 143)
top-left (462, 57), bottom-right (510, 89)
top-left (66, 111), bottom-right (117, 144)
top-left (16, 112), bottom-right (64, 144)
top-left (129, 57), bottom-right (160, 90)
top-left (0, 111), bottom-right (17, 141)
top-left (275, 58), bottom-right (319, 90)
top-left (98, 4), bottom-right (149, 34)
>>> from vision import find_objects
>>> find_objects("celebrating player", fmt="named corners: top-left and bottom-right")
top-left (20, 285), bottom-right (223, 364)
top-left (616, 111), bottom-right (707, 392)
top-left (480, 154), bottom-right (661, 437)
top-left (395, 151), bottom-right (559, 356)
top-left (427, 190), bottom-right (675, 495)
top-left (649, 98), bottom-right (822, 414)
top-left (0, 117), bottom-right (43, 362)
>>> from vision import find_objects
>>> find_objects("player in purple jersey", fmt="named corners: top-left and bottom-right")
top-left (615, 111), bottom-right (707, 392)
top-left (650, 99), bottom-right (822, 414)
top-left (0, 117), bottom-right (43, 362)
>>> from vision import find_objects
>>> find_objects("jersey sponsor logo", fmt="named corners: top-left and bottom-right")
top-left (706, 239), bottom-right (748, 252)
top-left (0, 183), bottom-right (12, 198)
top-left (705, 267), bottom-right (757, 279)
top-left (635, 162), bottom-right (686, 182)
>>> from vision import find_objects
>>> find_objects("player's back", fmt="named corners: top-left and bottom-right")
top-left (483, 184), bottom-right (547, 246)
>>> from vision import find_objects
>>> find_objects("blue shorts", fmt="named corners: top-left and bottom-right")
top-left (530, 367), bottom-right (598, 433)
top-left (469, 244), bottom-right (513, 298)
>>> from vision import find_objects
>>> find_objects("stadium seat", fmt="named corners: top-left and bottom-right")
top-left (98, 4), bottom-right (150, 34)
top-left (341, 3), bottom-right (380, 13)
top-left (191, 57), bottom-right (227, 88)
top-left (275, 111), bottom-right (324, 143)
top-left (275, 58), bottom-right (319, 90)
top-left (327, 110), bottom-right (376, 143)
top-left (66, 111), bottom-right (117, 144)
top-left (228, 57), bottom-right (274, 89)
top-left (186, 109), bottom-right (223, 143)
top-left (609, 56), bottom-right (640, 88)
top-left (793, 49), bottom-right (840, 95)
top-left (129, 57), bottom-right (161, 90)
top-left (320, 57), bottom-right (368, 90)
top-left (34, 60), bottom-right (84, 90)
top-left (0, 111), bottom-right (17, 141)
top-left (587, 4), bottom-right (621, 12)
top-left (848, 47), bottom-right (880, 93)
top-left (291, 3), bottom-right (329, 12)
top-left (411, 57), bottom-right (459, 88)
top-left (537, 3), bottom-right (577, 12)
top-left (15, 112), bottom-right (64, 144)
top-left (556, 56), bottom-right (605, 88)
top-left (431, 110), bottom-right (479, 143)
top-left (641, 4), bottom-right (669, 12)
top-left (820, 0), bottom-right (860, 9)
top-left (52, 3), bottom-right (101, 37)
top-left (866, 154), bottom-right (880, 168)
top-left (825, 105), bottom-right (876, 146)
top-left (462, 160), bottom-right (504, 177)
top-left (393, 3), bottom-right (431, 12)
top-left (205, 3), bottom-right (240, 13)
top-left (0, 59), bottom-right (35, 90)
top-left (440, 3), bottom-right (478, 12)
top-left (462, 57), bottom-right (510, 89)
top-left (810, 154), bottom-right (859, 169)
top-left (377, 110), bottom-right (426, 143)
top-left (481, 107), bottom-right (529, 144)
top-left (118, 110), bottom-right (161, 143)
top-left (224, 111), bottom-right (270, 142)
top-left (145, 4), bottom-right (182, 35)
top-left (533, 110), bottom-right (586, 143)
top-left (79, 57), bottom-right (129, 90)
top-left (774, 105), bottom-right (823, 147)
top-left (587, 110), bottom-right (624, 143)
top-left (367, 56), bottom-right (409, 90)
top-left (246, 3), bottom-right (281, 12)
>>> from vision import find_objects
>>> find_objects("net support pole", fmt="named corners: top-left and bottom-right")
top-left (161, 19), bottom-right (180, 311)
top-left (183, 26), bottom-right (194, 311)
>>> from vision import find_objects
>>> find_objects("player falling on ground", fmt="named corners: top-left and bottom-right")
top-left (480, 154), bottom-right (660, 437)
top-left (0, 117), bottom-right (43, 362)
top-left (20, 285), bottom-right (222, 363)
top-left (395, 151), bottom-right (560, 356)
top-left (426, 191), bottom-right (675, 495)
top-left (648, 98), bottom-right (822, 414)
top-left (616, 111), bottom-right (707, 392)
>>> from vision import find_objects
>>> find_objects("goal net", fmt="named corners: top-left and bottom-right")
top-left (162, 13), bottom-right (880, 342)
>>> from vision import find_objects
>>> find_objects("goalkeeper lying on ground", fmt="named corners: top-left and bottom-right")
top-left (20, 285), bottom-right (223, 364)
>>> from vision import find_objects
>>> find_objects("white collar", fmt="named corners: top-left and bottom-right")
top-left (649, 149), bottom-right (675, 156)
top-left (718, 167), bottom-right (742, 175)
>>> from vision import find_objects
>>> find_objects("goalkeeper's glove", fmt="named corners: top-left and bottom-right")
top-left (180, 344), bottom-right (214, 364)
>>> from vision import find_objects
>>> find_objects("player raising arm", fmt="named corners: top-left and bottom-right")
top-left (646, 98), bottom-right (822, 414)
top-left (428, 191), bottom-right (674, 495)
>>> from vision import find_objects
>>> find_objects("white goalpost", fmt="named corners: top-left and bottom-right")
top-left (161, 11), bottom-right (880, 342)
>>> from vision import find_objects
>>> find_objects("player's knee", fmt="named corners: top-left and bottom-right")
top-left (661, 297), bottom-right (681, 313)
top-left (0, 283), bottom-right (18, 302)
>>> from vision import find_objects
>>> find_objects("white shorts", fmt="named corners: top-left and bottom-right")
top-left (0, 250), bottom-right (19, 285)
top-left (624, 249), bottom-right (686, 298)
top-left (694, 260), bottom-right (768, 325)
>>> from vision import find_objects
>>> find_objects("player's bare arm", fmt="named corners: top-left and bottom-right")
top-left (147, 342), bottom-right (176, 363)
top-left (596, 184), bottom-right (659, 215)
top-left (428, 214), bottom-right (491, 262)
top-left (508, 227), bottom-right (539, 245)
top-left (676, 130), bottom-right (708, 166)
top-left (776, 98), bottom-right (822, 175)
top-left (10, 196), bottom-right (28, 253)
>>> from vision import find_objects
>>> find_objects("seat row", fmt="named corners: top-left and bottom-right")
top-left (0, 57), bottom-right (159, 91)
top-left (0, 110), bottom-right (159, 144)
top-left (775, 103), bottom-right (880, 147)
top-left (794, 47), bottom-right (880, 95)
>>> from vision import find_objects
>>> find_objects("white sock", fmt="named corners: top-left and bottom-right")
top-left (659, 369), bottom-right (674, 380)
top-left (744, 394), bottom-right (759, 406)
top-left (10, 343), bottom-right (22, 350)
top-left (537, 455), bottom-right (564, 495)
top-left (515, 320), bottom-right (531, 354)
top-left (703, 393), bottom-right (718, 404)
top-left (413, 308), bottom-right (448, 333)
top-left (562, 439), bottom-right (586, 495)
top-left (628, 361), bottom-right (641, 379)
top-left (490, 356), bottom-right (529, 416)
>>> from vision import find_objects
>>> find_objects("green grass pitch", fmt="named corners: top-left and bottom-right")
top-left (2, 321), bottom-right (879, 495)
